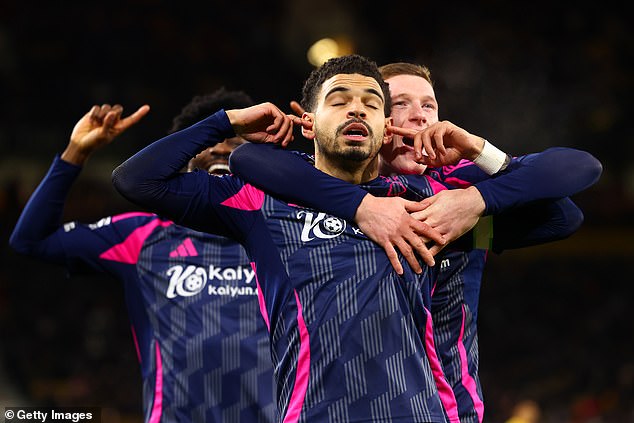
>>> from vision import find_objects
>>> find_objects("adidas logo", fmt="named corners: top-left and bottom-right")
top-left (169, 238), bottom-right (198, 257)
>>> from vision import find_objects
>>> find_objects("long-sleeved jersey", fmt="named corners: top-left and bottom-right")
top-left (112, 110), bottom-right (474, 422)
top-left (227, 142), bottom-right (602, 423)
top-left (10, 156), bottom-right (276, 423)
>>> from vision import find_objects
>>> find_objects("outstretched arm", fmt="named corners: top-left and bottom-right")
top-left (111, 110), bottom-right (233, 216)
top-left (410, 146), bottom-right (601, 252)
top-left (112, 103), bottom-right (295, 234)
top-left (471, 147), bottom-right (602, 215)
top-left (231, 143), bottom-right (602, 258)
top-left (10, 104), bottom-right (149, 259)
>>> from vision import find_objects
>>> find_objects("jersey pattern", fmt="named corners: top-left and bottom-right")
top-left (198, 172), bottom-right (452, 423)
top-left (227, 142), bottom-right (589, 423)
top-left (57, 212), bottom-right (276, 423)
top-left (428, 162), bottom-right (490, 423)
top-left (433, 250), bottom-right (487, 423)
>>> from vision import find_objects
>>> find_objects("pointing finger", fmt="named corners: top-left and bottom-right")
top-left (387, 125), bottom-right (419, 137)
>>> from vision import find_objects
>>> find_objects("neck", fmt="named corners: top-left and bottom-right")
top-left (314, 151), bottom-right (380, 184)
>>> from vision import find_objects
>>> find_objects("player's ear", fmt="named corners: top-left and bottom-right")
top-left (383, 117), bottom-right (393, 145)
top-left (301, 112), bottom-right (316, 140)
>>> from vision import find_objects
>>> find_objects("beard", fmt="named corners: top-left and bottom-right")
top-left (338, 146), bottom-right (372, 161)
top-left (315, 119), bottom-right (380, 163)
top-left (315, 137), bottom-right (375, 164)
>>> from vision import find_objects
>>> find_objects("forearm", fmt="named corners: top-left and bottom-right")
top-left (229, 143), bottom-right (367, 221)
top-left (475, 147), bottom-right (602, 215)
top-left (112, 110), bottom-right (233, 214)
top-left (9, 156), bottom-right (80, 257)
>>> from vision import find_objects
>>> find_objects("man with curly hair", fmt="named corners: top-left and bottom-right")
top-left (113, 54), bottom-right (468, 422)
top-left (10, 89), bottom-right (276, 423)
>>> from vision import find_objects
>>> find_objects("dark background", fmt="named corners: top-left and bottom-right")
top-left (1, 1), bottom-right (632, 422)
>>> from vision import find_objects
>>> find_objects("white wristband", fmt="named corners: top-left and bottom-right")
top-left (473, 140), bottom-right (509, 175)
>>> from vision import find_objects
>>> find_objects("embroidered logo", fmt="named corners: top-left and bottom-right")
top-left (297, 211), bottom-right (347, 242)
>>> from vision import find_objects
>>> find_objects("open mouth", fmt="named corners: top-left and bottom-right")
top-left (402, 137), bottom-right (414, 147)
top-left (342, 122), bottom-right (369, 139)
top-left (208, 163), bottom-right (230, 175)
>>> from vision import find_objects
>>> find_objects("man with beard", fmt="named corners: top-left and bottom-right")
top-left (113, 54), bottom-right (475, 422)
top-left (227, 62), bottom-right (602, 423)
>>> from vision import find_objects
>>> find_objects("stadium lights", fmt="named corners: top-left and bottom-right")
top-left (307, 37), bottom-right (354, 67)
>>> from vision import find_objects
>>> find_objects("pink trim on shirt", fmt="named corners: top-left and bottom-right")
top-left (112, 212), bottom-right (157, 223)
top-left (424, 175), bottom-right (449, 194)
top-left (148, 341), bottom-right (164, 423)
top-left (221, 183), bottom-right (265, 210)
top-left (441, 159), bottom-right (474, 173)
top-left (458, 305), bottom-right (484, 422)
top-left (283, 290), bottom-right (310, 423)
top-left (442, 176), bottom-right (473, 188)
top-left (99, 219), bottom-right (172, 264)
top-left (251, 262), bottom-right (270, 331)
top-left (424, 308), bottom-right (460, 423)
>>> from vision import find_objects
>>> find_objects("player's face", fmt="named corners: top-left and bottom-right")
top-left (310, 73), bottom-right (390, 166)
top-left (187, 136), bottom-right (246, 175)
top-left (380, 74), bottom-right (439, 175)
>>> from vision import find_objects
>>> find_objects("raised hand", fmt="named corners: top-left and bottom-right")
top-left (226, 102), bottom-right (295, 147)
top-left (389, 120), bottom-right (484, 167)
top-left (63, 104), bottom-right (150, 165)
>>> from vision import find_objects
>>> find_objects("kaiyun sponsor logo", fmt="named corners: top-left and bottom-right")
top-left (166, 265), bottom-right (256, 298)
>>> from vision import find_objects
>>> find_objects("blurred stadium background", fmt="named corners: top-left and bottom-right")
top-left (0, 1), bottom-right (632, 422)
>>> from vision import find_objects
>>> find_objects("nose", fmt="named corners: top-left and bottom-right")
top-left (346, 97), bottom-right (369, 120)
top-left (346, 107), bottom-right (366, 120)
top-left (410, 103), bottom-right (427, 125)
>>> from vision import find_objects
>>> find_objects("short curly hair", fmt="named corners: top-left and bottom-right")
top-left (169, 87), bottom-right (254, 133)
top-left (300, 54), bottom-right (391, 116)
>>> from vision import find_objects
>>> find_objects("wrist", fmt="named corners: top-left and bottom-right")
top-left (60, 143), bottom-right (91, 166)
top-left (465, 186), bottom-right (486, 216)
top-left (467, 136), bottom-right (486, 161)
top-left (225, 109), bottom-right (243, 129)
top-left (354, 193), bottom-right (375, 223)
top-left (473, 140), bottom-right (511, 175)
